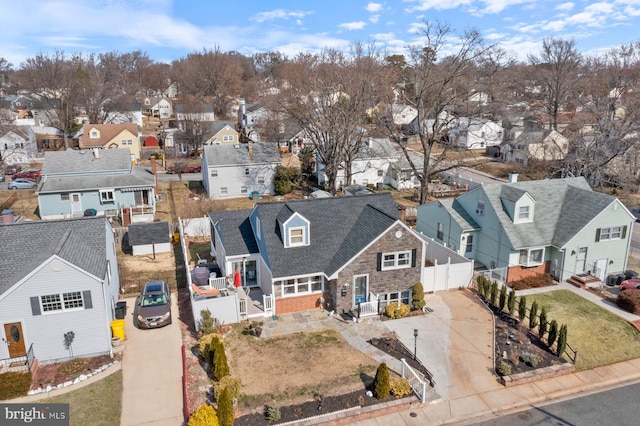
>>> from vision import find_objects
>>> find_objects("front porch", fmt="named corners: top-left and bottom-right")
top-left (0, 344), bottom-right (35, 374)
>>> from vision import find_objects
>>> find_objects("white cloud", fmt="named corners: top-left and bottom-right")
top-left (366, 2), bottom-right (383, 12)
top-left (339, 21), bottom-right (367, 31)
top-left (555, 2), bottom-right (575, 12)
top-left (372, 32), bottom-right (396, 41)
top-left (251, 9), bottom-right (313, 23)
top-left (370, 14), bottom-right (381, 24)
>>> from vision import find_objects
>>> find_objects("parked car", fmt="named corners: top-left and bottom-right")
top-left (134, 280), bottom-right (172, 329)
top-left (12, 170), bottom-right (41, 180)
top-left (3, 165), bottom-right (22, 175)
top-left (0, 175), bottom-right (4, 182)
top-left (631, 208), bottom-right (640, 222)
top-left (8, 178), bottom-right (36, 190)
top-left (166, 163), bottom-right (186, 174)
top-left (185, 164), bottom-right (202, 173)
top-left (620, 279), bottom-right (640, 291)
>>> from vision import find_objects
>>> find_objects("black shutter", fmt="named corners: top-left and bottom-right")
top-left (30, 297), bottom-right (41, 316)
top-left (83, 290), bottom-right (93, 309)
top-left (622, 226), bottom-right (627, 239)
top-left (376, 253), bottom-right (382, 271)
top-left (595, 228), bottom-right (600, 242)
top-left (411, 249), bottom-right (417, 267)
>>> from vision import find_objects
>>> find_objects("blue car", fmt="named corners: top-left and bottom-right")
top-left (8, 178), bottom-right (36, 190)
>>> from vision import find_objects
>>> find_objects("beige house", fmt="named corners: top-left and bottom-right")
top-left (204, 121), bottom-right (239, 145)
top-left (502, 129), bottom-right (568, 165)
top-left (80, 123), bottom-right (141, 160)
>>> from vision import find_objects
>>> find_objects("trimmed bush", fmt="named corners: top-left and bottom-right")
top-left (520, 352), bottom-right (539, 367)
top-left (617, 290), bottom-right (640, 314)
top-left (490, 281), bottom-right (499, 306)
top-left (265, 402), bottom-right (281, 424)
top-left (198, 333), bottom-right (223, 364)
top-left (373, 363), bottom-right (390, 399)
top-left (496, 362), bottom-right (512, 376)
top-left (507, 288), bottom-right (516, 316)
top-left (548, 320), bottom-right (558, 348)
top-left (384, 302), bottom-right (410, 319)
top-left (199, 309), bottom-right (217, 335)
top-left (213, 376), bottom-right (241, 401)
top-left (557, 324), bottom-right (568, 357)
top-left (0, 372), bottom-right (31, 400)
top-left (213, 341), bottom-right (230, 381)
top-left (476, 275), bottom-right (489, 298)
top-left (529, 301), bottom-right (539, 329)
top-left (389, 376), bottom-right (412, 398)
top-left (412, 282), bottom-right (426, 309)
top-left (538, 306), bottom-right (548, 339)
top-left (217, 386), bottom-right (234, 426)
top-left (188, 403), bottom-right (219, 426)
top-left (518, 296), bottom-right (527, 321)
top-left (499, 285), bottom-right (507, 311)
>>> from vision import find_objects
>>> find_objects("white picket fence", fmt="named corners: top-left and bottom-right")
top-left (401, 358), bottom-right (429, 403)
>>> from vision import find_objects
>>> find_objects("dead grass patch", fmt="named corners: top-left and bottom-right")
top-left (0, 189), bottom-right (40, 219)
top-left (225, 327), bottom-right (378, 412)
top-left (117, 251), bottom-right (177, 295)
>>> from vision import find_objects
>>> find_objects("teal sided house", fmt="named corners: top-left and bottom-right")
top-left (416, 176), bottom-right (634, 284)
top-left (0, 217), bottom-right (121, 369)
top-left (37, 149), bottom-right (156, 222)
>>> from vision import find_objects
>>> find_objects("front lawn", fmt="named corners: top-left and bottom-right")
top-left (526, 290), bottom-right (640, 370)
top-left (43, 369), bottom-right (122, 426)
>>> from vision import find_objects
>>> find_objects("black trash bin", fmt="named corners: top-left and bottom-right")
top-left (115, 301), bottom-right (127, 319)
top-left (625, 270), bottom-right (638, 280)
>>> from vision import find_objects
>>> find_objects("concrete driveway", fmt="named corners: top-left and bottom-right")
top-left (383, 290), bottom-right (501, 400)
top-left (120, 295), bottom-right (183, 426)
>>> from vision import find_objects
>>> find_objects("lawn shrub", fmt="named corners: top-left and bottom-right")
top-left (548, 320), bottom-right (558, 348)
top-left (384, 302), bottom-right (410, 319)
top-left (476, 275), bottom-right (489, 298)
top-left (496, 362), bottom-right (512, 376)
top-left (412, 282), bottom-right (426, 309)
top-left (499, 285), bottom-right (507, 311)
top-left (199, 309), bottom-right (217, 335)
top-left (520, 352), bottom-right (539, 367)
top-left (538, 306), bottom-right (548, 339)
top-left (188, 403), bottom-right (219, 426)
top-left (0, 372), bottom-right (31, 400)
top-left (213, 376), bottom-right (241, 401)
top-left (198, 333), bottom-right (223, 363)
top-left (373, 363), bottom-right (390, 399)
top-left (213, 340), bottom-right (230, 381)
top-left (616, 290), bottom-right (640, 314)
top-left (490, 281), bottom-right (499, 305)
top-left (507, 288), bottom-right (516, 315)
top-left (510, 273), bottom-right (554, 290)
top-left (389, 376), bottom-right (412, 398)
top-left (557, 324), bottom-right (568, 357)
top-left (529, 301), bottom-right (539, 329)
top-left (518, 296), bottom-right (527, 321)
top-left (217, 387), bottom-right (234, 426)
top-left (265, 402), bottom-right (281, 423)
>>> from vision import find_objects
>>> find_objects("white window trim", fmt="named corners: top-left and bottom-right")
top-left (99, 189), bottom-right (115, 203)
top-left (599, 226), bottom-right (622, 241)
top-left (40, 291), bottom-right (84, 314)
top-left (381, 250), bottom-right (412, 270)
top-left (519, 247), bottom-right (545, 267)
top-left (280, 275), bottom-right (324, 297)
top-left (210, 169), bottom-right (218, 178)
top-left (288, 226), bottom-right (306, 247)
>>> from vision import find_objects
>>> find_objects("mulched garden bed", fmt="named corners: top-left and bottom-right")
top-left (368, 332), bottom-right (432, 378)
top-left (491, 306), bottom-right (565, 374)
top-left (234, 389), bottom-right (405, 425)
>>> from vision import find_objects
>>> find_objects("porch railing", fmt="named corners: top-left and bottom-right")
top-left (207, 277), bottom-right (228, 290)
top-left (0, 344), bottom-right (35, 373)
top-left (358, 292), bottom-right (379, 318)
top-left (400, 358), bottom-right (429, 403)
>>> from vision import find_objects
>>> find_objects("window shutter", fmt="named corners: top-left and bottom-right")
top-left (30, 297), bottom-right (41, 316)
top-left (595, 228), bottom-right (600, 242)
top-left (622, 225), bottom-right (627, 239)
top-left (376, 253), bottom-right (382, 271)
top-left (411, 249), bottom-right (417, 267)
top-left (83, 290), bottom-right (93, 310)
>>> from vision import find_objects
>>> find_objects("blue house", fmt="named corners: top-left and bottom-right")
top-left (37, 149), bottom-right (156, 223)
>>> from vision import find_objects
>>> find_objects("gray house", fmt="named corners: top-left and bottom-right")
top-left (36, 149), bottom-right (156, 222)
top-left (416, 176), bottom-right (634, 283)
top-left (202, 143), bottom-right (281, 199)
top-left (0, 217), bottom-right (120, 366)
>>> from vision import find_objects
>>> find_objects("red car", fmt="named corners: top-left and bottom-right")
top-left (185, 165), bottom-right (202, 173)
top-left (12, 170), bottom-right (41, 180)
top-left (620, 279), bottom-right (640, 291)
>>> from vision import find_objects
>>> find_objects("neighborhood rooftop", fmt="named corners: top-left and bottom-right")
top-left (41, 148), bottom-right (133, 174)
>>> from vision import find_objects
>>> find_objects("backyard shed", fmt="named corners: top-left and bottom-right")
top-left (128, 221), bottom-right (171, 256)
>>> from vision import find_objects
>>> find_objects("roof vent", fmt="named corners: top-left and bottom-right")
top-left (234, 144), bottom-right (240, 149)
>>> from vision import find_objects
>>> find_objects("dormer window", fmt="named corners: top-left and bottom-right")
top-left (289, 227), bottom-right (305, 246)
top-left (90, 130), bottom-right (99, 138)
top-left (518, 206), bottom-right (530, 220)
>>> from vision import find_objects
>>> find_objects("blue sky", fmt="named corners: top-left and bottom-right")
top-left (2, 0), bottom-right (639, 66)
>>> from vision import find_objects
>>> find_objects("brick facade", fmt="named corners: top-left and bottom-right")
top-left (331, 223), bottom-right (422, 315)
top-left (507, 261), bottom-right (550, 282)
top-left (276, 291), bottom-right (330, 314)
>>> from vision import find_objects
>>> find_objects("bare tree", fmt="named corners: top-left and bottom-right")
top-left (528, 38), bottom-right (583, 131)
top-left (174, 96), bottom-right (215, 157)
top-left (377, 21), bottom-right (497, 204)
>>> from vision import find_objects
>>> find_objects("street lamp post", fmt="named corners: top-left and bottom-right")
top-left (413, 329), bottom-right (418, 361)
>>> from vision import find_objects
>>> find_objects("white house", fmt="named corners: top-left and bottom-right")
top-left (202, 143), bottom-right (282, 199)
top-left (449, 118), bottom-right (503, 149)
top-left (0, 127), bottom-right (36, 165)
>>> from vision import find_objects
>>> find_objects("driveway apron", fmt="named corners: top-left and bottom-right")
top-left (121, 295), bottom-right (183, 426)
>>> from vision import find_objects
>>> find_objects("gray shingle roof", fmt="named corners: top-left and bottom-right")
top-left (203, 143), bottom-right (282, 167)
top-left (128, 222), bottom-right (170, 245)
top-left (42, 149), bottom-right (132, 175)
top-left (210, 193), bottom-right (400, 279)
top-left (481, 177), bottom-right (617, 249)
top-left (436, 198), bottom-right (481, 231)
top-left (209, 209), bottom-right (259, 257)
top-left (0, 217), bottom-right (108, 296)
top-left (38, 166), bottom-right (155, 193)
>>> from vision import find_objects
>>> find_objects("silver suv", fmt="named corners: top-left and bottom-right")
top-left (134, 280), bottom-right (172, 329)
